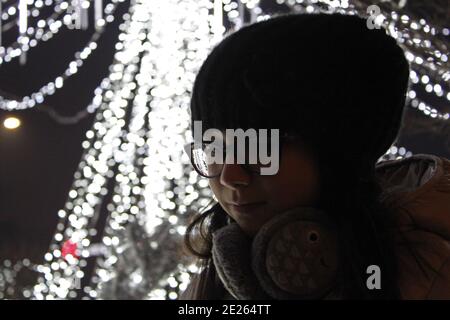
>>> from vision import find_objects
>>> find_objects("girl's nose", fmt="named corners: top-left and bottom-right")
top-left (219, 162), bottom-right (251, 189)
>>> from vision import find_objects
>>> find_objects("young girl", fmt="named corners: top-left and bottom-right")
top-left (181, 13), bottom-right (450, 300)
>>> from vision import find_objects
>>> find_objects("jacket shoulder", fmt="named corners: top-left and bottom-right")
top-left (375, 153), bottom-right (450, 240)
top-left (375, 154), bottom-right (450, 299)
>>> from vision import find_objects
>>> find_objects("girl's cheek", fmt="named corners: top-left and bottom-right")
top-left (209, 179), bottom-right (226, 204)
top-left (266, 160), bottom-right (320, 209)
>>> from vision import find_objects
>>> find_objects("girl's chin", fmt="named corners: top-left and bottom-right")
top-left (238, 225), bottom-right (259, 238)
top-left (235, 217), bottom-right (272, 238)
top-left (226, 206), bottom-right (279, 236)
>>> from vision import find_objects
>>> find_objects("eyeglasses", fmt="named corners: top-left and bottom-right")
top-left (183, 134), bottom-right (299, 178)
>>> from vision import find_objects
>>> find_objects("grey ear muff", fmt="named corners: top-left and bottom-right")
top-left (211, 207), bottom-right (339, 299)
top-left (252, 207), bottom-right (339, 299)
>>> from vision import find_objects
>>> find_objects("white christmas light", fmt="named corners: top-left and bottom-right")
top-left (0, 0), bottom-right (125, 111)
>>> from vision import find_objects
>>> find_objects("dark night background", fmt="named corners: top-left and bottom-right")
top-left (0, 0), bottom-right (131, 263)
top-left (0, 0), bottom-right (448, 270)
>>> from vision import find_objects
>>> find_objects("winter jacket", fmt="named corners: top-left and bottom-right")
top-left (375, 153), bottom-right (450, 299)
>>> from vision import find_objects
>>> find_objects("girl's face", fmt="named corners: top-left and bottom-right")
top-left (209, 138), bottom-right (321, 237)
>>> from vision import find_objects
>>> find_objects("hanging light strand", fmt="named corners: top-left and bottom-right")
top-left (0, 0), bottom-right (125, 112)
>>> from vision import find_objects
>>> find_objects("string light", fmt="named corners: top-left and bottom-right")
top-left (380, 145), bottom-right (413, 161)
top-left (26, 0), bottom-right (217, 299)
top-left (1, 2), bottom-right (70, 65)
top-left (90, 0), bottom-right (219, 300)
top-left (0, 0), bottom-right (125, 111)
top-left (1, 1), bottom-right (92, 65)
top-left (0, 259), bottom-right (39, 299)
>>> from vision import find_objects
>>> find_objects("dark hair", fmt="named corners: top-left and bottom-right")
top-left (184, 12), bottom-right (410, 299)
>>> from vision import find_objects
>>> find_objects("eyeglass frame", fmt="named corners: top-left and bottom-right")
top-left (183, 133), bottom-right (301, 179)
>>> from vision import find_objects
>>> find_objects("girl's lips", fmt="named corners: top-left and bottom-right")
top-left (228, 201), bottom-right (266, 214)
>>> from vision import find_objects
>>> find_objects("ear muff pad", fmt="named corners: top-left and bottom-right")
top-left (252, 207), bottom-right (339, 299)
top-left (211, 207), bottom-right (339, 299)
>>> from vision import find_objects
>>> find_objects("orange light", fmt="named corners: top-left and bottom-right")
top-left (3, 116), bottom-right (21, 130)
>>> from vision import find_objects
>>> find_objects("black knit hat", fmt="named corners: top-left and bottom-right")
top-left (190, 13), bottom-right (410, 176)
